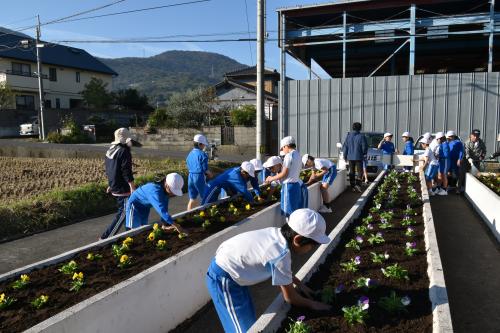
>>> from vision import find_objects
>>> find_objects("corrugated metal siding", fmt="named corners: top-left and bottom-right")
top-left (285, 73), bottom-right (500, 157)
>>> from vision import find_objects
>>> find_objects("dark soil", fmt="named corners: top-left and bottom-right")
top-left (0, 191), bottom-right (280, 333)
top-left (278, 173), bottom-right (433, 333)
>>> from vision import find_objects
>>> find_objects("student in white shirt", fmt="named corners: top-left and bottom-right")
top-left (205, 209), bottom-right (331, 333)
top-left (421, 137), bottom-right (440, 195)
top-left (265, 136), bottom-right (307, 217)
top-left (302, 154), bottom-right (337, 213)
top-left (262, 156), bottom-right (282, 198)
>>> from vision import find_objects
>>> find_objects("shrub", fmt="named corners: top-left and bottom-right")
top-left (230, 104), bottom-right (256, 127)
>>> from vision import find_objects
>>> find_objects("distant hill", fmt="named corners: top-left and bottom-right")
top-left (99, 51), bottom-right (247, 104)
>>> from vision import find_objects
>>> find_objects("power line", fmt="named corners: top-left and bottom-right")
top-left (243, 0), bottom-right (254, 65)
top-left (43, 0), bottom-right (127, 26)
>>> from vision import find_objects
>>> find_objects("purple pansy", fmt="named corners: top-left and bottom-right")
top-left (401, 296), bottom-right (411, 306)
top-left (367, 224), bottom-right (374, 230)
top-left (354, 256), bottom-right (361, 265)
top-left (297, 315), bottom-right (306, 322)
top-left (335, 284), bottom-right (345, 294)
top-left (406, 242), bottom-right (416, 248)
top-left (376, 232), bottom-right (383, 238)
top-left (355, 236), bottom-right (363, 243)
top-left (358, 296), bottom-right (370, 310)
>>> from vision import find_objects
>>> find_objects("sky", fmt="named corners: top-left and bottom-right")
top-left (0, 0), bottom-right (333, 79)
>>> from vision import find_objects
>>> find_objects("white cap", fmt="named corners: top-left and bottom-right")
top-left (279, 150), bottom-right (286, 157)
top-left (249, 158), bottom-right (263, 171)
top-left (422, 132), bottom-right (432, 139)
top-left (165, 173), bottom-right (184, 196)
top-left (301, 154), bottom-right (310, 166)
top-left (384, 132), bottom-right (393, 138)
top-left (280, 136), bottom-right (295, 148)
top-left (446, 130), bottom-right (456, 138)
top-left (194, 134), bottom-right (209, 146)
top-left (112, 128), bottom-right (132, 145)
top-left (435, 131), bottom-right (445, 139)
top-left (263, 156), bottom-right (282, 168)
top-left (287, 208), bottom-right (330, 244)
top-left (421, 137), bottom-right (431, 145)
top-left (240, 161), bottom-right (255, 178)
top-left (401, 131), bottom-right (410, 137)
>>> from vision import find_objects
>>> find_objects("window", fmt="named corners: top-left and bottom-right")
top-left (76, 72), bottom-right (81, 83)
top-left (45, 100), bottom-right (52, 108)
top-left (16, 95), bottom-right (35, 110)
top-left (49, 68), bottom-right (57, 81)
top-left (56, 98), bottom-right (60, 109)
top-left (11, 62), bottom-right (31, 76)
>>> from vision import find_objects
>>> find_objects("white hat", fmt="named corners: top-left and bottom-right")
top-left (240, 161), bottom-right (255, 178)
top-left (384, 132), bottom-right (393, 138)
top-left (194, 134), bottom-right (209, 146)
top-left (280, 136), bottom-right (295, 148)
top-left (446, 130), bottom-right (456, 138)
top-left (401, 131), bottom-right (410, 137)
top-left (435, 131), bottom-right (445, 139)
top-left (112, 128), bottom-right (132, 145)
top-left (287, 208), bottom-right (330, 244)
top-left (421, 137), bottom-right (431, 145)
top-left (279, 150), bottom-right (286, 157)
top-left (263, 156), bottom-right (282, 168)
top-left (249, 158), bottom-right (263, 171)
top-left (301, 154), bottom-right (310, 166)
top-left (165, 173), bottom-right (184, 196)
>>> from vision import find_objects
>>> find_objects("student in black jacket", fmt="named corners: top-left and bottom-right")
top-left (101, 128), bottom-right (137, 239)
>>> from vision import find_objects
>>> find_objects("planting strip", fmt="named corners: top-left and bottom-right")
top-left (248, 171), bottom-right (385, 333)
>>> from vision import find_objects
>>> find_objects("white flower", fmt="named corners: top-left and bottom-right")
top-left (401, 296), bottom-right (411, 306)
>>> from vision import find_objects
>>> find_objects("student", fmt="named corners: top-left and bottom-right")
top-left (428, 132), bottom-right (444, 191)
top-left (401, 131), bottom-right (414, 171)
top-left (378, 133), bottom-right (396, 170)
top-left (186, 134), bottom-right (212, 210)
top-left (101, 128), bottom-right (137, 239)
top-left (421, 137), bottom-right (440, 196)
top-left (446, 131), bottom-right (463, 193)
top-left (262, 156), bottom-right (282, 198)
top-left (436, 132), bottom-right (450, 195)
top-left (302, 154), bottom-right (337, 213)
top-left (250, 158), bottom-right (265, 184)
top-left (125, 173), bottom-right (186, 234)
top-left (362, 157), bottom-right (369, 185)
top-left (202, 162), bottom-right (259, 205)
top-left (206, 208), bottom-right (332, 333)
top-left (265, 136), bottom-right (306, 217)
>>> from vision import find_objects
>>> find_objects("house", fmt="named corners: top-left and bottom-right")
top-left (0, 27), bottom-right (117, 110)
top-left (214, 66), bottom-right (279, 120)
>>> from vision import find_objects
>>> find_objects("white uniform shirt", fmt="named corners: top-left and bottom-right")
top-left (423, 147), bottom-right (439, 166)
top-left (314, 158), bottom-right (334, 170)
top-left (429, 139), bottom-right (440, 156)
top-left (215, 227), bottom-right (293, 287)
top-left (282, 150), bottom-right (301, 184)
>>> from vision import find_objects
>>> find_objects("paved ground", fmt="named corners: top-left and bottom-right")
top-left (0, 195), bottom-right (190, 274)
top-left (175, 190), bottom-right (362, 333)
top-left (430, 194), bottom-right (500, 333)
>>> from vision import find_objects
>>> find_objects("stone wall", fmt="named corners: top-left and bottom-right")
top-left (234, 126), bottom-right (256, 146)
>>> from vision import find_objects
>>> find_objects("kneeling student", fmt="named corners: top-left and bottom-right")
top-left (125, 173), bottom-right (186, 234)
top-left (262, 156), bottom-right (283, 198)
top-left (302, 154), bottom-right (337, 213)
top-left (206, 208), bottom-right (331, 333)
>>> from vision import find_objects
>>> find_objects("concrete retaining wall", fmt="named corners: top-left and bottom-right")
top-left (1, 171), bottom-right (346, 333)
top-left (234, 126), bottom-right (256, 146)
top-left (464, 173), bottom-right (500, 243)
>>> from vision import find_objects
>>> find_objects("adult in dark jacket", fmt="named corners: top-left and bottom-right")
top-left (101, 128), bottom-right (137, 239)
top-left (342, 122), bottom-right (368, 192)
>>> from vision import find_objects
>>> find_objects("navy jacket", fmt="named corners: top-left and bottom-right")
top-left (343, 131), bottom-right (368, 161)
top-left (105, 144), bottom-right (134, 195)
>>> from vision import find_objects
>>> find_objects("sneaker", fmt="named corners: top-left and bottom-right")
top-left (437, 188), bottom-right (448, 196)
top-left (318, 205), bottom-right (332, 213)
top-left (429, 189), bottom-right (436, 196)
top-left (363, 180), bottom-right (370, 185)
top-left (354, 185), bottom-right (363, 193)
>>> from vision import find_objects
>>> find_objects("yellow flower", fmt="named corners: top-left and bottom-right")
top-left (199, 211), bottom-right (206, 217)
top-left (20, 274), bottom-right (30, 283)
top-left (219, 216), bottom-right (226, 223)
top-left (120, 255), bottom-right (129, 264)
top-left (148, 232), bottom-right (155, 241)
top-left (40, 295), bottom-right (49, 303)
top-left (72, 272), bottom-right (84, 281)
top-left (0, 293), bottom-right (5, 303)
top-left (157, 240), bottom-right (166, 249)
top-left (245, 204), bottom-right (251, 211)
top-left (153, 223), bottom-right (159, 231)
top-left (87, 253), bottom-right (94, 260)
top-left (69, 260), bottom-right (77, 267)
top-left (123, 237), bottom-right (133, 246)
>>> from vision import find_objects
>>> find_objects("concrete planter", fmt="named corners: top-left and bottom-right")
top-left (248, 171), bottom-right (453, 333)
top-left (1, 171), bottom-right (346, 333)
top-left (464, 173), bottom-right (500, 242)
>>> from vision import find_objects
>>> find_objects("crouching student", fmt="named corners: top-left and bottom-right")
top-left (126, 173), bottom-right (186, 234)
top-left (421, 137), bottom-right (440, 196)
top-left (266, 136), bottom-right (307, 217)
top-left (302, 154), bottom-right (337, 213)
top-left (206, 208), bottom-right (332, 333)
top-left (249, 158), bottom-right (265, 184)
top-left (262, 156), bottom-right (283, 198)
top-left (186, 134), bottom-right (212, 210)
top-left (202, 162), bottom-right (261, 205)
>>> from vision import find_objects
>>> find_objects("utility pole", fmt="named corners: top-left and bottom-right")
top-left (35, 15), bottom-right (46, 140)
top-left (256, 0), bottom-right (265, 160)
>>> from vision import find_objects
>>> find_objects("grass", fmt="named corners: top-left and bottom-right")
top-left (0, 160), bottom-right (235, 243)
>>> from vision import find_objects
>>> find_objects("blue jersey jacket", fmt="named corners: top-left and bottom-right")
top-left (402, 140), bottom-right (414, 155)
top-left (380, 141), bottom-right (395, 155)
top-left (128, 182), bottom-right (173, 224)
top-left (208, 167), bottom-right (256, 202)
top-left (439, 142), bottom-right (450, 161)
top-left (448, 139), bottom-right (464, 162)
top-left (186, 148), bottom-right (208, 174)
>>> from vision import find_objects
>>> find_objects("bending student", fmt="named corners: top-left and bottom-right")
top-left (302, 154), bottom-right (337, 213)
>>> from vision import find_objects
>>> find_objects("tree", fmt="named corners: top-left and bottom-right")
top-left (113, 88), bottom-right (150, 110)
top-left (81, 78), bottom-right (112, 109)
top-left (230, 104), bottom-right (256, 127)
top-left (0, 82), bottom-right (14, 110)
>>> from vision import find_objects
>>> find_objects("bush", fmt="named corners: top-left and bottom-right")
top-left (230, 104), bottom-right (256, 127)
top-left (47, 116), bottom-right (93, 144)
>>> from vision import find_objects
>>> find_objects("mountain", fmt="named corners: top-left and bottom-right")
top-left (98, 50), bottom-right (247, 104)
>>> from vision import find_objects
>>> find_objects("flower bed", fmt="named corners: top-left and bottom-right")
top-left (465, 173), bottom-right (500, 242)
top-left (0, 189), bottom-right (280, 333)
top-left (251, 171), bottom-right (452, 333)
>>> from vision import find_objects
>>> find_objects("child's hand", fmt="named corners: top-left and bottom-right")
top-left (265, 176), bottom-right (273, 184)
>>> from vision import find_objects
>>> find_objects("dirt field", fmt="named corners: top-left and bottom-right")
top-left (0, 157), bottom-right (184, 204)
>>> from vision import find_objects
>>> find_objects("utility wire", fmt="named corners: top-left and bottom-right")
top-left (243, 0), bottom-right (254, 65)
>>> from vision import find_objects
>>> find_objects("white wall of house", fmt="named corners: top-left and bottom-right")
top-left (0, 57), bottom-right (113, 110)
top-left (215, 86), bottom-right (277, 120)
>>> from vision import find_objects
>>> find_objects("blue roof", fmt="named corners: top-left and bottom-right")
top-left (0, 28), bottom-right (117, 76)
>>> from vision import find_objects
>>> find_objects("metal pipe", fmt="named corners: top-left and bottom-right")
top-left (36, 15), bottom-right (46, 140)
top-left (256, 0), bottom-right (265, 159)
top-left (279, 13), bottom-right (287, 140)
top-left (368, 39), bottom-right (410, 77)
top-left (409, 4), bottom-right (416, 75)
top-left (489, 0), bottom-right (496, 72)
top-left (343, 11), bottom-right (347, 78)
